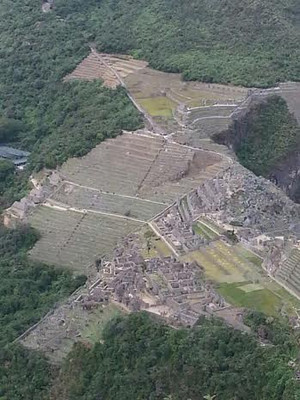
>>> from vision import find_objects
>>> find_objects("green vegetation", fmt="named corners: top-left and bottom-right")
top-left (139, 97), bottom-right (176, 117)
top-left (0, 223), bottom-right (86, 399)
top-left (244, 310), bottom-right (298, 351)
top-left (0, 345), bottom-right (53, 400)
top-left (0, 0), bottom-right (142, 208)
top-left (0, 117), bottom-right (24, 143)
top-left (51, 312), bottom-right (300, 400)
top-left (218, 282), bottom-right (283, 316)
top-left (233, 96), bottom-right (300, 177)
top-left (55, 0), bottom-right (299, 88)
top-left (0, 224), bottom-right (85, 346)
top-left (1, 0), bottom-right (299, 207)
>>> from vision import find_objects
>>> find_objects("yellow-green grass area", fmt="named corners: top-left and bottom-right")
top-left (138, 227), bottom-right (173, 259)
top-left (239, 283), bottom-right (264, 292)
top-left (182, 238), bottom-right (300, 317)
top-left (193, 221), bottom-right (219, 241)
top-left (138, 96), bottom-right (176, 117)
top-left (218, 282), bottom-right (284, 316)
top-left (218, 280), bottom-right (300, 317)
top-left (80, 303), bottom-right (124, 344)
top-left (182, 239), bottom-right (261, 283)
top-left (182, 248), bottom-right (248, 284)
top-left (198, 216), bottom-right (225, 235)
top-left (234, 244), bottom-right (263, 267)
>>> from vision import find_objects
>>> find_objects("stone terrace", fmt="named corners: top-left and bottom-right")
top-left (60, 131), bottom-right (227, 204)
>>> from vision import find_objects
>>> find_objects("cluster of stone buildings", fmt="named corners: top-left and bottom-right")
top-left (153, 163), bottom-right (300, 256)
top-left (4, 171), bottom-right (61, 226)
top-left (79, 234), bottom-right (225, 327)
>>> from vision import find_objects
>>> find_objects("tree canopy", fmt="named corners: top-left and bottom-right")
top-left (51, 312), bottom-right (300, 400)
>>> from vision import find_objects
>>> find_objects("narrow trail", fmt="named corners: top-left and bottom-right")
top-left (44, 200), bottom-right (146, 224)
top-left (63, 180), bottom-right (166, 206)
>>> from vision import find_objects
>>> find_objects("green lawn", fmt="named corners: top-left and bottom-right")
top-left (139, 97), bottom-right (176, 117)
top-left (80, 304), bottom-right (124, 344)
top-left (193, 222), bottom-right (219, 240)
top-left (218, 282), bottom-right (285, 316)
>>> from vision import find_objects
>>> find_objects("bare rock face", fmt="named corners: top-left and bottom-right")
top-left (269, 151), bottom-right (300, 203)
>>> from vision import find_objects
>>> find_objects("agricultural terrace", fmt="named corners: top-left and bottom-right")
top-left (64, 50), bottom-right (147, 88)
top-left (60, 131), bottom-right (226, 203)
top-left (28, 131), bottom-right (228, 274)
top-left (65, 52), bottom-right (249, 144)
top-left (28, 206), bottom-right (143, 275)
top-left (123, 64), bottom-right (248, 139)
top-left (276, 248), bottom-right (300, 299)
top-left (50, 182), bottom-right (166, 222)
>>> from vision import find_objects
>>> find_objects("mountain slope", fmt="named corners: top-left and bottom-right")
top-left (55, 0), bottom-right (300, 87)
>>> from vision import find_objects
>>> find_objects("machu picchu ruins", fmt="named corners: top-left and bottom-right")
top-left (5, 51), bottom-right (299, 363)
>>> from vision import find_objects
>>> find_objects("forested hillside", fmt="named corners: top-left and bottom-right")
top-left (54, 0), bottom-right (300, 87)
top-left (0, 224), bottom-right (85, 399)
top-left (0, 0), bottom-right (142, 208)
top-left (50, 312), bottom-right (300, 400)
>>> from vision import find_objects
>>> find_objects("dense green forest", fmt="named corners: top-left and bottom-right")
top-left (0, 223), bottom-right (85, 399)
top-left (50, 312), bottom-right (300, 400)
top-left (0, 345), bottom-right (53, 400)
top-left (0, 224), bottom-right (85, 346)
top-left (54, 0), bottom-right (300, 87)
top-left (0, 0), bottom-right (142, 208)
top-left (213, 96), bottom-right (300, 179)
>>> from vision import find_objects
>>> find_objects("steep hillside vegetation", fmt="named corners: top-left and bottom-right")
top-left (55, 0), bottom-right (300, 87)
top-left (214, 96), bottom-right (300, 202)
top-left (0, 224), bottom-right (85, 400)
top-left (0, 0), bottom-right (142, 208)
top-left (0, 224), bottom-right (85, 346)
top-left (50, 312), bottom-right (300, 400)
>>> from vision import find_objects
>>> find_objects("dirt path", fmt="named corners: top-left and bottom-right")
top-left (63, 180), bottom-right (166, 206)
top-left (44, 200), bottom-right (146, 224)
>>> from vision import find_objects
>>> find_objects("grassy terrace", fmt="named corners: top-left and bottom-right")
top-left (193, 221), bottom-right (219, 241)
top-left (183, 238), bottom-right (300, 317)
top-left (29, 206), bottom-right (143, 275)
top-left (51, 183), bottom-right (165, 222)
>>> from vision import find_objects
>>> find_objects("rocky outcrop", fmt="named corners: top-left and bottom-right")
top-left (213, 95), bottom-right (300, 203)
top-left (269, 150), bottom-right (300, 203)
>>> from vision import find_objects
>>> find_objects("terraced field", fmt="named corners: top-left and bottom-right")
top-left (124, 65), bottom-right (248, 138)
top-left (64, 50), bottom-right (147, 88)
top-left (51, 182), bottom-right (165, 221)
top-left (276, 248), bottom-right (300, 298)
top-left (28, 130), bottom-right (228, 273)
top-left (184, 240), bottom-right (259, 283)
top-left (64, 52), bottom-right (119, 88)
top-left (60, 132), bottom-right (165, 197)
top-left (60, 131), bottom-right (225, 203)
top-left (193, 221), bottom-right (219, 241)
top-left (29, 206), bottom-right (143, 274)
